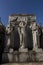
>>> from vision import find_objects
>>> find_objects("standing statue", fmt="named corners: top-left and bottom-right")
top-left (18, 21), bottom-right (27, 49)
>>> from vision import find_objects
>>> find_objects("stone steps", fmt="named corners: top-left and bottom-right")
top-left (1, 62), bottom-right (43, 65)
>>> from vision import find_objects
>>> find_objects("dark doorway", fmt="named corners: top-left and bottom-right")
top-left (13, 28), bottom-right (20, 50)
top-left (24, 26), bottom-right (33, 50)
top-left (10, 27), bottom-right (20, 51)
top-left (0, 28), bottom-right (5, 64)
top-left (40, 33), bottom-right (43, 49)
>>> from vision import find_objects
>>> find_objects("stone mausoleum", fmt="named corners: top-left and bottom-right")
top-left (0, 14), bottom-right (43, 63)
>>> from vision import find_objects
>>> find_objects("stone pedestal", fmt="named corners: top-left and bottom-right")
top-left (19, 48), bottom-right (28, 52)
top-left (2, 50), bottom-right (43, 63)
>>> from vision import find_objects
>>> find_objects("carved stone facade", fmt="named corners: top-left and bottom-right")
top-left (6, 14), bottom-right (42, 51)
top-left (0, 14), bottom-right (43, 63)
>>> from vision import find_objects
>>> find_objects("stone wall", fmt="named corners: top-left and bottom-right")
top-left (3, 14), bottom-right (43, 63)
top-left (2, 51), bottom-right (43, 63)
top-left (7, 14), bottom-right (38, 50)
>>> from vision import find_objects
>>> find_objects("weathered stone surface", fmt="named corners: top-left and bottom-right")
top-left (2, 51), bottom-right (43, 63)
top-left (0, 14), bottom-right (43, 64)
top-left (8, 14), bottom-right (36, 50)
top-left (1, 63), bottom-right (43, 65)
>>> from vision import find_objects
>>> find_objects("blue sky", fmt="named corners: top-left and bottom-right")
top-left (0, 0), bottom-right (43, 26)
